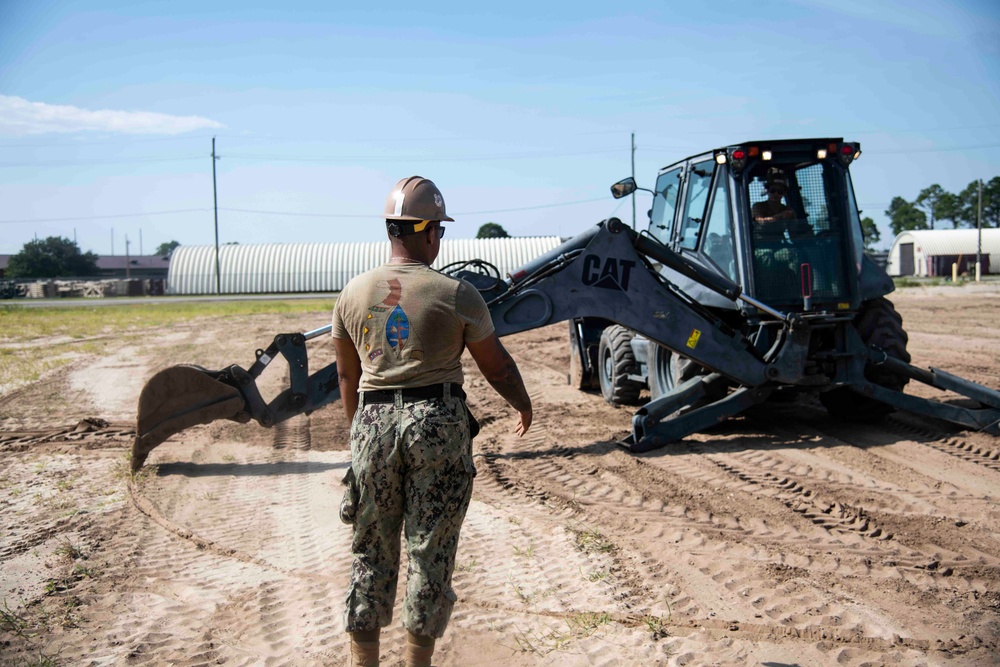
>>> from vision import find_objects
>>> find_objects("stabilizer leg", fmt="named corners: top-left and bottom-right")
top-left (622, 375), bottom-right (773, 453)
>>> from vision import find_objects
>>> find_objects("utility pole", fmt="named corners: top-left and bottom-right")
top-left (111, 228), bottom-right (114, 255)
top-left (212, 137), bottom-right (221, 294)
top-left (125, 235), bottom-right (131, 280)
top-left (139, 228), bottom-right (143, 256)
top-left (976, 179), bottom-right (983, 282)
top-left (630, 133), bottom-right (636, 230)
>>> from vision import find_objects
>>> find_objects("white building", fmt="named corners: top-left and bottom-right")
top-left (886, 228), bottom-right (1000, 277)
top-left (167, 237), bottom-right (564, 295)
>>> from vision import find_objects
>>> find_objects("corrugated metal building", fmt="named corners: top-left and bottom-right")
top-left (167, 237), bottom-right (564, 295)
top-left (887, 229), bottom-right (1000, 277)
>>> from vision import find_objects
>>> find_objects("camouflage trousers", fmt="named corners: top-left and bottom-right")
top-left (343, 388), bottom-right (475, 638)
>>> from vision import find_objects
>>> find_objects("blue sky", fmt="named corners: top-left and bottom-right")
top-left (1, 0), bottom-right (998, 256)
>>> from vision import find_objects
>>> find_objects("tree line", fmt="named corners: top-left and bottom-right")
top-left (884, 177), bottom-right (998, 236)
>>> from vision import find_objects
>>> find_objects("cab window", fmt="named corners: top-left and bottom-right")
top-left (679, 160), bottom-right (713, 250)
top-left (702, 175), bottom-right (737, 281)
top-left (649, 167), bottom-right (682, 244)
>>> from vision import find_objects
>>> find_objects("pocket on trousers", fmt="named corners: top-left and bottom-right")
top-left (339, 467), bottom-right (359, 525)
top-left (463, 402), bottom-right (481, 440)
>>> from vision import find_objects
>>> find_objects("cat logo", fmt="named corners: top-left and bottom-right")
top-left (581, 255), bottom-right (637, 291)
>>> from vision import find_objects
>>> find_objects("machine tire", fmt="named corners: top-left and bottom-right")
top-left (820, 297), bottom-right (911, 422)
top-left (598, 325), bottom-right (643, 405)
top-left (648, 344), bottom-right (684, 400)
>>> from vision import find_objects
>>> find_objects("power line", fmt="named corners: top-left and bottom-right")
top-left (223, 147), bottom-right (623, 162)
top-left (0, 133), bottom-right (219, 149)
top-left (0, 196), bottom-right (612, 225)
top-left (0, 156), bottom-right (204, 167)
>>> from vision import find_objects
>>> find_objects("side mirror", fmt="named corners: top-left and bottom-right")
top-left (610, 177), bottom-right (637, 199)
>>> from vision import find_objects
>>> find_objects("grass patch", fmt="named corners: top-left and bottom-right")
top-left (508, 611), bottom-right (612, 656)
top-left (0, 298), bottom-right (334, 394)
top-left (0, 299), bottom-right (334, 344)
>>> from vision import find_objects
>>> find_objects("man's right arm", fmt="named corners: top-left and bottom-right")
top-left (466, 334), bottom-right (532, 437)
top-left (333, 336), bottom-right (362, 422)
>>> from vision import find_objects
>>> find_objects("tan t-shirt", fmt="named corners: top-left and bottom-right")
top-left (331, 263), bottom-right (495, 391)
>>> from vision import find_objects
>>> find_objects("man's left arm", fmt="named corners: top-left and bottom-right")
top-left (333, 336), bottom-right (362, 421)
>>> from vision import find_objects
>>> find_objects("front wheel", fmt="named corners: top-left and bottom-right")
top-left (648, 344), bottom-right (685, 400)
top-left (820, 296), bottom-right (910, 422)
top-left (598, 325), bottom-right (643, 405)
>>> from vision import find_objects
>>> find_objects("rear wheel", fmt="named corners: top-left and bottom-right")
top-left (598, 325), bottom-right (643, 405)
top-left (820, 296), bottom-right (910, 421)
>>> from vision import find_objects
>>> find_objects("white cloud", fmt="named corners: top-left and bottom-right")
top-left (0, 95), bottom-right (225, 136)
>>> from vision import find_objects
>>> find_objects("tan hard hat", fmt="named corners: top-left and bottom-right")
top-left (383, 176), bottom-right (454, 222)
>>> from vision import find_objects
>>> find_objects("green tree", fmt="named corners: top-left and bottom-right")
top-left (6, 237), bottom-right (100, 279)
top-left (860, 216), bottom-right (881, 251)
top-left (154, 240), bottom-right (180, 257)
top-left (476, 222), bottom-right (510, 239)
top-left (885, 197), bottom-right (928, 236)
top-left (985, 177), bottom-right (1000, 228)
top-left (935, 191), bottom-right (962, 229)
top-left (960, 177), bottom-right (1000, 229)
top-left (914, 184), bottom-right (947, 230)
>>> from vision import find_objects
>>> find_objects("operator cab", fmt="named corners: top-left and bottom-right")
top-left (641, 138), bottom-right (866, 312)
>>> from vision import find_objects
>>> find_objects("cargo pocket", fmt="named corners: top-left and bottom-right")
top-left (339, 466), bottom-right (359, 525)
top-left (463, 402), bottom-right (481, 440)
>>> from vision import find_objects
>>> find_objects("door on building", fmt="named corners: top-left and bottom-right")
top-left (899, 242), bottom-right (915, 276)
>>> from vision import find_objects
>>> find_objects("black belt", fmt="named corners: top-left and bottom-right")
top-left (362, 383), bottom-right (466, 404)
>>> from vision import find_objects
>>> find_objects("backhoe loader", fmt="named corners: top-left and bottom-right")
top-left (131, 138), bottom-right (1000, 470)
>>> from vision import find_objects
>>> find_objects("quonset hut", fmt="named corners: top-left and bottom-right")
top-left (167, 237), bottom-right (564, 295)
top-left (886, 229), bottom-right (1000, 277)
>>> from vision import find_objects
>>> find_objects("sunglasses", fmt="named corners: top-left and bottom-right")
top-left (435, 225), bottom-right (446, 238)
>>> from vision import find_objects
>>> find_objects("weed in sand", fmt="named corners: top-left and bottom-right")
top-left (582, 566), bottom-right (609, 582)
top-left (0, 647), bottom-right (62, 666)
top-left (512, 544), bottom-right (535, 558)
top-left (0, 598), bottom-right (33, 639)
top-left (54, 540), bottom-right (86, 562)
top-left (508, 612), bottom-right (612, 657)
top-left (640, 613), bottom-right (670, 640)
top-left (509, 576), bottom-right (534, 605)
top-left (112, 453), bottom-right (154, 487)
top-left (456, 557), bottom-right (478, 573)
top-left (567, 611), bottom-right (611, 636)
top-left (575, 528), bottom-right (615, 554)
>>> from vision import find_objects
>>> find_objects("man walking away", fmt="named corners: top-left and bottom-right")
top-left (332, 176), bottom-right (533, 666)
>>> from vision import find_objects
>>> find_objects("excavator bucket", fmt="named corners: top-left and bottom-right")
top-left (132, 365), bottom-right (249, 471)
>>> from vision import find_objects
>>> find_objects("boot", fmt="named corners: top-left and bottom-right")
top-left (350, 629), bottom-right (380, 667)
top-left (405, 631), bottom-right (435, 667)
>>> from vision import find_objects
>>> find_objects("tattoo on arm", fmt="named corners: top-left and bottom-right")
top-left (486, 354), bottom-right (531, 413)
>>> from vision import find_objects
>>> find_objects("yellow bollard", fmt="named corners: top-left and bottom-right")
top-left (952, 263), bottom-right (958, 282)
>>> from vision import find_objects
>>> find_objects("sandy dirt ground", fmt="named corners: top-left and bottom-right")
top-left (1, 284), bottom-right (999, 666)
